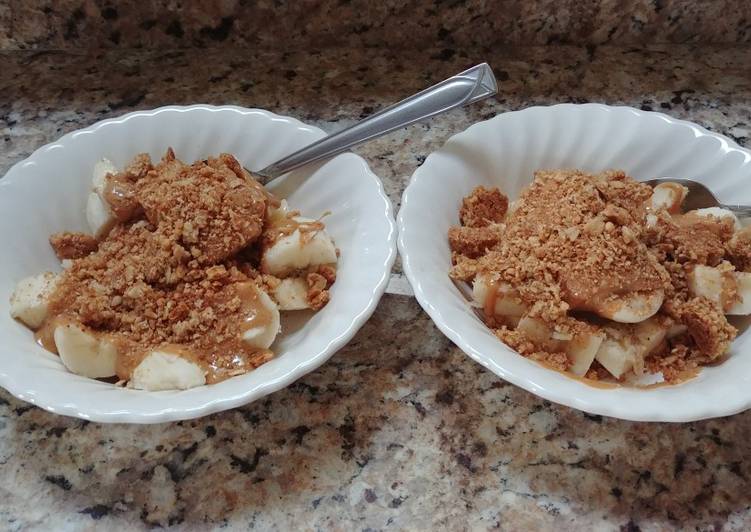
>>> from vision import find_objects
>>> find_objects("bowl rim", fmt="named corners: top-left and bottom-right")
top-left (0, 104), bottom-right (397, 423)
top-left (398, 102), bottom-right (751, 422)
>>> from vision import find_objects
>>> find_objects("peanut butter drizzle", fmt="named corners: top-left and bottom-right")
top-left (266, 213), bottom-right (325, 246)
top-left (34, 317), bottom-right (60, 353)
top-left (103, 174), bottom-right (141, 222)
top-left (236, 282), bottom-right (274, 332)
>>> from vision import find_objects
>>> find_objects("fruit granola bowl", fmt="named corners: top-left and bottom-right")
top-left (398, 103), bottom-right (751, 422)
top-left (0, 105), bottom-right (396, 423)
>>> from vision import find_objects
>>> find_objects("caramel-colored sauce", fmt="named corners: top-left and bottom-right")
top-left (34, 318), bottom-right (59, 353)
top-left (103, 174), bottom-right (141, 222)
top-left (266, 214), bottom-right (325, 246)
top-left (204, 344), bottom-right (273, 384)
top-left (236, 281), bottom-right (274, 333)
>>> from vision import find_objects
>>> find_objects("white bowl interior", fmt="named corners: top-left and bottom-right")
top-left (0, 105), bottom-right (396, 423)
top-left (399, 103), bottom-right (751, 421)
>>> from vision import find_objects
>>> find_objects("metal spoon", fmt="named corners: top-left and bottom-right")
top-left (252, 63), bottom-right (498, 185)
top-left (645, 177), bottom-right (751, 217)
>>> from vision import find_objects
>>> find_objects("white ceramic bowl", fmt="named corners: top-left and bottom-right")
top-left (399, 103), bottom-right (751, 422)
top-left (0, 105), bottom-right (396, 423)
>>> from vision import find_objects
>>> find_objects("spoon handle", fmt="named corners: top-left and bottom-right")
top-left (257, 63), bottom-right (498, 183)
top-left (718, 204), bottom-right (751, 218)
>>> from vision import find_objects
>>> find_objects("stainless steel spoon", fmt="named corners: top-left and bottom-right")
top-left (646, 177), bottom-right (751, 217)
top-left (252, 63), bottom-right (498, 185)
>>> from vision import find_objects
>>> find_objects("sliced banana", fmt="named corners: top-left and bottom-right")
top-left (633, 317), bottom-right (669, 358)
top-left (272, 277), bottom-right (310, 311)
top-left (85, 158), bottom-right (118, 236)
top-left (650, 182), bottom-right (687, 213)
top-left (129, 350), bottom-right (205, 391)
top-left (239, 283), bottom-right (281, 349)
top-left (9, 272), bottom-right (59, 329)
top-left (594, 317), bottom-right (668, 379)
top-left (566, 332), bottom-right (604, 376)
top-left (590, 289), bottom-right (664, 323)
top-left (516, 317), bottom-right (563, 352)
top-left (690, 207), bottom-right (741, 230)
top-left (261, 216), bottom-right (337, 277)
top-left (472, 274), bottom-right (527, 320)
top-left (594, 336), bottom-right (636, 379)
top-left (53, 321), bottom-right (117, 378)
top-left (728, 272), bottom-right (751, 315)
top-left (687, 264), bottom-right (751, 314)
top-left (687, 264), bottom-right (728, 309)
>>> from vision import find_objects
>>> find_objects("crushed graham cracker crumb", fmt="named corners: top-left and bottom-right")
top-left (49, 232), bottom-right (99, 260)
top-left (459, 186), bottom-right (508, 227)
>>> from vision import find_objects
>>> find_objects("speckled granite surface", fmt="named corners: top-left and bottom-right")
top-left (3, 0), bottom-right (751, 50)
top-left (1, 45), bottom-right (751, 530)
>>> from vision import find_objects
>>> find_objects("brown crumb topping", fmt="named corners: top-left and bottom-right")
top-left (675, 296), bottom-right (736, 361)
top-left (447, 224), bottom-right (504, 258)
top-left (136, 151), bottom-right (267, 264)
top-left (49, 232), bottom-right (99, 260)
top-left (459, 186), bottom-right (508, 227)
top-left (727, 226), bottom-right (751, 272)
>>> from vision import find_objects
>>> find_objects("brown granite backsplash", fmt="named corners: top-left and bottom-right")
top-left (2, 0), bottom-right (750, 51)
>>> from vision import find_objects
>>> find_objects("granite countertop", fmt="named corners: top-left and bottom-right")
top-left (1, 45), bottom-right (751, 530)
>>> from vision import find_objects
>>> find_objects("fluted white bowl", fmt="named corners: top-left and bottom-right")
top-left (0, 105), bottom-right (396, 423)
top-left (399, 103), bottom-right (751, 422)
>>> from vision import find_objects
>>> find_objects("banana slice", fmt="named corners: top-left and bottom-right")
top-left (594, 336), bottom-right (635, 379)
top-left (516, 317), bottom-right (565, 352)
top-left (53, 321), bottom-right (117, 378)
top-left (261, 216), bottom-right (337, 277)
top-left (9, 272), bottom-right (59, 329)
top-left (690, 207), bottom-right (741, 230)
top-left (85, 158), bottom-right (118, 236)
top-left (472, 274), bottom-right (527, 320)
top-left (687, 264), bottom-right (728, 309)
top-left (590, 289), bottom-right (664, 323)
top-left (728, 272), bottom-right (751, 315)
top-left (129, 350), bottom-right (205, 391)
top-left (687, 264), bottom-right (751, 314)
top-left (595, 318), bottom-right (668, 378)
top-left (272, 277), bottom-right (310, 311)
top-left (239, 283), bottom-right (281, 349)
top-left (650, 182), bottom-right (687, 213)
top-left (633, 317), bottom-right (669, 357)
top-left (566, 332), bottom-right (604, 376)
